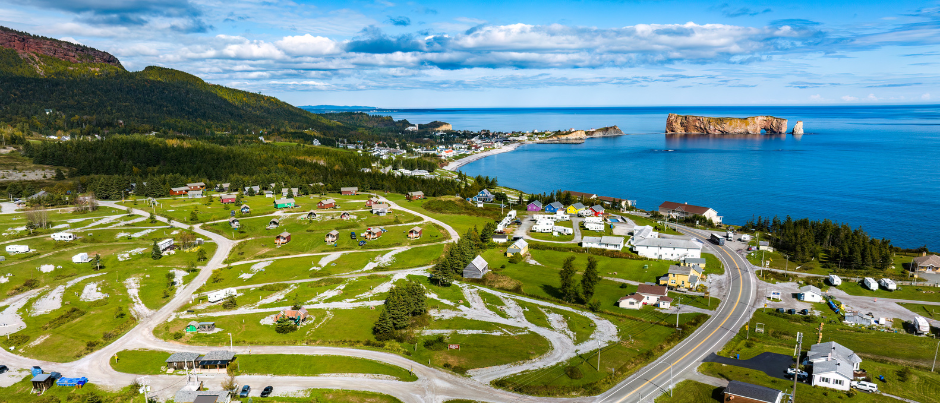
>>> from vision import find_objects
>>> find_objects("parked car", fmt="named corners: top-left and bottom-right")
top-left (0, 365), bottom-right (8, 374)
top-left (785, 368), bottom-right (809, 379)
top-left (852, 381), bottom-right (878, 393)
top-left (799, 309), bottom-right (809, 315)
top-left (239, 385), bottom-right (251, 398)
top-left (358, 240), bottom-right (366, 246)
top-left (350, 232), bottom-right (357, 239)
top-left (260, 386), bottom-right (273, 397)
top-left (787, 309), bottom-right (797, 315)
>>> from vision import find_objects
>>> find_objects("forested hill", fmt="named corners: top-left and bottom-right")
top-left (0, 26), bottom-right (343, 136)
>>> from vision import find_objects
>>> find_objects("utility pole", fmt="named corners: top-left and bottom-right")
top-left (933, 338), bottom-right (939, 373)
top-left (597, 340), bottom-right (601, 371)
top-left (675, 297), bottom-right (682, 329)
top-left (792, 332), bottom-right (803, 403)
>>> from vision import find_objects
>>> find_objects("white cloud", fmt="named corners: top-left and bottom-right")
top-left (842, 95), bottom-right (858, 102)
top-left (866, 93), bottom-right (878, 101)
top-left (810, 94), bottom-right (823, 101)
top-left (59, 36), bottom-right (82, 45)
top-left (275, 34), bottom-right (342, 56)
top-left (923, 93), bottom-right (932, 100)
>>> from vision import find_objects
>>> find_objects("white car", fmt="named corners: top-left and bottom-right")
top-left (851, 381), bottom-right (878, 393)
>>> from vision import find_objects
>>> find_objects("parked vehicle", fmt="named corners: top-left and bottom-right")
top-left (0, 365), bottom-right (8, 374)
top-left (261, 386), bottom-right (273, 397)
top-left (207, 288), bottom-right (237, 303)
top-left (358, 240), bottom-right (366, 246)
top-left (786, 309), bottom-right (797, 315)
top-left (350, 231), bottom-right (356, 239)
top-left (799, 309), bottom-right (809, 315)
top-left (879, 278), bottom-right (897, 291)
top-left (914, 316), bottom-right (930, 334)
top-left (776, 308), bottom-right (785, 313)
top-left (851, 381), bottom-right (878, 393)
top-left (862, 277), bottom-right (878, 291)
top-left (710, 233), bottom-right (725, 245)
top-left (240, 385), bottom-right (251, 398)
top-left (785, 368), bottom-right (809, 379)
top-left (827, 274), bottom-right (842, 286)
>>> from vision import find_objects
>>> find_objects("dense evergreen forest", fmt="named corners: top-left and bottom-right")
top-left (21, 136), bottom-right (469, 200)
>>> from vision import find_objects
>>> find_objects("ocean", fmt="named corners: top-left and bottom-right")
top-left (382, 106), bottom-right (940, 249)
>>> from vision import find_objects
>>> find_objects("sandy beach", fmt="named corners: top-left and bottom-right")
top-left (443, 142), bottom-right (525, 171)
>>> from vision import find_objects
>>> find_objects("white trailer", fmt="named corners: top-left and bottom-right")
top-left (553, 226), bottom-right (573, 235)
top-left (862, 277), bottom-right (878, 291)
top-left (914, 316), bottom-right (930, 334)
top-left (531, 221), bottom-right (554, 233)
top-left (739, 234), bottom-right (752, 242)
top-left (207, 288), bottom-right (236, 303)
top-left (5, 245), bottom-right (30, 254)
top-left (879, 278), bottom-right (897, 291)
top-left (554, 213), bottom-right (570, 221)
top-left (583, 221), bottom-right (604, 231)
top-left (72, 252), bottom-right (91, 263)
top-left (827, 274), bottom-right (842, 286)
top-left (157, 238), bottom-right (174, 251)
top-left (51, 232), bottom-right (75, 241)
top-left (583, 216), bottom-right (603, 224)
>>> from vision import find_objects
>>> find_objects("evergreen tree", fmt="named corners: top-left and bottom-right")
top-left (559, 256), bottom-right (579, 303)
top-left (386, 291), bottom-right (410, 329)
top-left (197, 249), bottom-right (207, 261)
top-left (189, 209), bottom-right (199, 222)
top-left (372, 309), bottom-right (394, 340)
top-left (149, 212), bottom-right (157, 223)
top-left (151, 240), bottom-right (162, 260)
top-left (481, 222), bottom-right (497, 245)
top-left (93, 253), bottom-right (101, 270)
top-left (407, 282), bottom-right (427, 316)
top-left (54, 168), bottom-right (65, 180)
top-left (581, 256), bottom-right (599, 302)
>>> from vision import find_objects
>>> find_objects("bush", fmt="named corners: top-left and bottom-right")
top-left (619, 283), bottom-right (628, 289)
top-left (565, 366), bottom-right (583, 379)
top-left (172, 331), bottom-right (184, 340)
top-left (7, 334), bottom-right (29, 345)
top-left (898, 366), bottom-right (912, 382)
top-left (43, 308), bottom-right (86, 330)
top-left (423, 335), bottom-right (448, 351)
top-left (222, 295), bottom-right (237, 309)
top-left (275, 318), bottom-right (297, 334)
top-left (587, 299), bottom-right (601, 312)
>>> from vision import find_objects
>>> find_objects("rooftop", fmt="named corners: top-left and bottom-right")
top-left (724, 380), bottom-right (783, 403)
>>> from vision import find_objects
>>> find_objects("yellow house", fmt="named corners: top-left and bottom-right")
top-left (659, 265), bottom-right (701, 290)
top-left (681, 257), bottom-right (706, 270)
top-left (566, 202), bottom-right (586, 215)
top-left (506, 239), bottom-right (528, 257)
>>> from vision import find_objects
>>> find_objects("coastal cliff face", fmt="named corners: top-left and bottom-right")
top-left (665, 114), bottom-right (788, 135)
top-left (424, 121), bottom-right (453, 131)
top-left (541, 125), bottom-right (624, 144)
top-left (792, 121), bottom-right (804, 135)
top-left (0, 26), bottom-right (124, 69)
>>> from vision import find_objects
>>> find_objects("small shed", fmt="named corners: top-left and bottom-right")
top-left (275, 232), bottom-right (291, 245)
top-left (305, 211), bottom-right (318, 220)
top-left (407, 191), bottom-right (425, 200)
top-left (220, 194), bottom-right (236, 204)
top-left (318, 198), bottom-right (336, 209)
top-left (492, 234), bottom-right (509, 243)
top-left (166, 351), bottom-right (201, 369)
top-left (463, 255), bottom-right (489, 279)
top-left (364, 227), bottom-right (384, 240)
top-left (723, 380), bottom-right (784, 403)
top-left (198, 322), bottom-right (216, 332)
top-left (197, 351), bottom-right (236, 371)
top-left (32, 374), bottom-right (55, 394)
top-left (274, 198), bottom-right (295, 209)
top-left (240, 204), bottom-right (251, 214)
top-left (185, 321), bottom-right (199, 332)
top-left (266, 218), bottom-right (280, 229)
top-left (408, 226), bottom-right (423, 240)
top-left (325, 230), bottom-right (339, 243)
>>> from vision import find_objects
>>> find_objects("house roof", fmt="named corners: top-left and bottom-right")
top-left (600, 236), bottom-right (624, 245)
top-left (240, 204), bottom-right (250, 209)
top-left (320, 198), bottom-right (335, 204)
top-left (659, 296), bottom-right (674, 302)
top-left (529, 201), bottom-right (542, 208)
top-left (277, 232), bottom-right (290, 238)
top-left (32, 374), bottom-right (52, 382)
top-left (166, 352), bottom-right (201, 363)
top-left (219, 194), bottom-right (235, 199)
top-left (372, 203), bottom-right (390, 209)
top-left (591, 205), bottom-right (605, 212)
top-left (327, 230), bottom-right (339, 236)
top-left (618, 294), bottom-right (643, 302)
top-left (799, 285), bottom-right (822, 295)
top-left (582, 236), bottom-right (602, 244)
top-left (659, 201), bottom-right (714, 215)
top-left (548, 202), bottom-right (564, 209)
top-left (509, 239), bottom-right (528, 250)
top-left (171, 186), bottom-right (189, 191)
top-left (683, 257), bottom-right (707, 264)
top-left (280, 308), bottom-right (308, 317)
top-left (188, 321), bottom-right (199, 327)
top-left (341, 187), bottom-right (358, 191)
top-left (174, 391), bottom-right (229, 403)
top-left (633, 237), bottom-right (702, 250)
top-left (571, 202), bottom-right (585, 210)
top-left (200, 350), bottom-right (235, 362)
top-left (724, 381), bottom-right (783, 403)
top-left (493, 234), bottom-right (508, 240)
top-left (193, 395), bottom-right (221, 403)
top-left (808, 341), bottom-right (862, 365)
top-left (409, 191), bottom-right (424, 196)
top-left (275, 198), bottom-right (294, 204)
top-left (198, 321), bottom-right (214, 326)
top-left (813, 358), bottom-right (854, 380)
top-left (914, 254), bottom-right (940, 268)
top-left (668, 265), bottom-right (699, 276)
top-left (410, 226), bottom-right (423, 233)
top-left (637, 284), bottom-right (668, 297)
top-left (466, 255), bottom-right (488, 273)
top-left (187, 182), bottom-right (206, 186)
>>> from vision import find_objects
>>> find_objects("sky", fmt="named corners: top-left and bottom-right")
top-left (2, 0), bottom-right (939, 108)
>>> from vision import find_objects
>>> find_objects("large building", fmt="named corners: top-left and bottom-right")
top-left (912, 253), bottom-right (940, 273)
top-left (658, 201), bottom-right (722, 225)
top-left (632, 237), bottom-right (702, 261)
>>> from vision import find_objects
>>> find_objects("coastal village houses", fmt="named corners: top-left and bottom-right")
top-left (527, 201), bottom-right (542, 212)
top-left (471, 189), bottom-right (495, 203)
top-left (659, 264), bottom-right (702, 290)
top-left (506, 239), bottom-right (528, 257)
top-left (341, 187), bottom-right (358, 195)
top-left (723, 381), bottom-right (784, 403)
top-left (912, 253), bottom-right (940, 273)
top-left (545, 201), bottom-right (564, 214)
top-left (807, 341), bottom-right (862, 391)
top-left (617, 284), bottom-right (673, 309)
top-left (632, 237), bottom-right (703, 261)
top-left (658, 201), bottom-right (723, 225)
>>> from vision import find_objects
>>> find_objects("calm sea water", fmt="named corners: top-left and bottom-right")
top-left (384, 106), bottom-right (940, 249)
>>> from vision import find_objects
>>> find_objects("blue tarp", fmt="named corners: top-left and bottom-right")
top-left (56, 377), bottom-right (88, 387)
top-left (31, 367), bottom-right (43, 377)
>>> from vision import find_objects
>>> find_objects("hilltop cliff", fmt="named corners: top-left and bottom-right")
top-left (540, 126), bottom-right (624, 144)
top-left (665, 114), bottom-right (788, 135)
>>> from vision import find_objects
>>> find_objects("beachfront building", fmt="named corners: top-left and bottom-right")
top-left (658, 201), bottom-right (723, 225)
top-left (912, 253), bottom-right (940, 273)
top-left (471, 189), bottom-right (495, 203)
top-left (566, 202), bottom-right (586, 215)
top-left (632, 237), bottom-right (702, 261)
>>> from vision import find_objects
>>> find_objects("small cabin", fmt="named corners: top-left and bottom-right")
top-left (187, 182), bottom-right (206, 191)
top-left (365, 197), bottom-right (380, 207)
top-left (220, 194), bottom-right (236, 204)
top-left (274, 198), bottom-right (295, 209)
top-left (266, 218), bottom-right (280, 230)
top-left (318, 199), bottom-right (336, 209)
top-left (339, 212), bottom-right (351, 220)
top-left (364, 227), bottom-right (384, 240)
top-left (170, 186), bottom-right (189, 196)
top-left (305, 211), bottom-right (318, 220)
top-left (408, 226), bottom-right (423, 240)
top-left (407, 191), bottom-right (425, 200)
top-left (325, 230), bottom-right (339, 243)
top-left (229, 217), bottom-right (240, 229)
top-left (275, 232), bottom-right (291, 245)
top-left (240, 204), bottom-right (251, 214)
top-left (341, 187), bottom-right (358, 195)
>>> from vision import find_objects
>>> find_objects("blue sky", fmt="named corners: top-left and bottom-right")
top-left (2, 0), bottom-right (938, 107)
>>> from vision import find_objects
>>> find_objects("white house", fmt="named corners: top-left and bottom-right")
top-left (658, 201), bottom-right (723, 225)
top-left (797, 285), bottom-right (824, 302)
top-left (618, 284), bottom-right (673, 309)
top-left (632, 225), bottom-right (658, 241)
top-left (582, 216), bottom-right (603, 224)
top-left (879, 278), bottom-right (897, 291)
top-left (827, 274), bottom-right (842, 286)
top-left (51, 232), bottom-right (75, 241)
top-left (531, 220), bottom-right (554, 233)
top-left (553, 226), bottom-right (573, 235)
top-left (583, 221), bottom-right (604, 231)
top-left (582, 236), bottom-right (625, 251)
top-left (72, 252), bottom-right (91, 263)
top-left (862, 277), bottom-right (878, 290)
top-left (5, 245), bottom-right (30, 254)
top-left (632, 237), bottom-right (702, 261)
top-left (807, 341), bottom-right (861, 391)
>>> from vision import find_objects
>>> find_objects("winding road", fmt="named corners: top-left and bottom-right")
top-left (0, 200), bottom-right (759, 403)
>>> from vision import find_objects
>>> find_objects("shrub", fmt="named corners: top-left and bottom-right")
top-left (222, 295), bottom-right (237, 309)
top-left (423, 335), bottom-right (448, 351)
top-left (275, 318), bottom-right (298, 334)
top-left (172, 331), bottom-right (184, 340)
top-left (587, 299), bottom-right (601, 312)
top-left (619, 283), bottom-right (628, 289)
top-left (898, 366), bottom-right (912, 382)
top-left (43, 308), bottom-right (86, 330)
top-left (565, 366), bottom-right (583, 379)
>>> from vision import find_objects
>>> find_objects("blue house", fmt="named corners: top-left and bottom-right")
top-left (471, 189), bottom-right (495, 203)
top-left (545, 201), bottom-right (564, 213)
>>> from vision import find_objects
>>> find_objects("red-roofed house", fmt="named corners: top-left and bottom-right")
top-left (618, 284), bottom-right (674, 309)
top-left (658, 201), bottom-right (722, 225)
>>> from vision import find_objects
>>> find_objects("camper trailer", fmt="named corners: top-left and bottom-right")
top-left (5, 245), bottom-right (30, 254)
top-left (827, 274), bottom-right (842, 286)
top-left (739, 234), bottom-right (752, 242)
top-left (157, 238), bottom-right (174, 252)
top-left (862, 277), bottom-right (878, 291)
top-left (72, 253), bottom-right (91, 264)
top-left (51, 232), bottom-right (75, 241)
top-left (207, 288), bottom-right (237, 303)
top-left (553, 226), bottom-right (573, 235)
top-left (879, 278), bottom-right (897, 291)
top-left (914, 316), bottom-right (930, 335)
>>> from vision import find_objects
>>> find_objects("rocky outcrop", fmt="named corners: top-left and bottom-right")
top-left (666, 114), bottom-right (788, 135)
top-left (792, 121), bottom-right (804, 135)
top-left (424, 121), bottom-right (453, 131)
top-left (540, 126), bottom-right (624, 144)
top-left (0, 26), bottom-right (123, 69)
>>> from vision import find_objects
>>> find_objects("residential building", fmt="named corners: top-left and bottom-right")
top-left (275, 308), bottom-right (309, 324)
top-left (170, 186), bottom-right (189, 196)
top-left (492, 234), bottom-right (509, 243)
top-left (527, 201), bottom-right (543, 212)
top-left (407, 191), bottom-right (425, 200)
top-left (472, 189), bottom-right (495, 203)
top-left (325, 230), bottom-right (339, 243)
top-left (317, 199), bottom-right (336, 209)
top-left (364, 227), bottom-right (384, 240)
top-left (174, 391), bottom-right (231, 403)
top-left (219, 194), bottom-right (236, 204)
top-left (798, 285), bottom-right (824, 302)
top-left (464, 255), bottom-right (489, 279)
top-left (188, 190), bottom-right (203, 198)
top-left (166, 352), bottom-right (201, 370)
top-left (589, 205), bottom-right (605, 216)
top-left (681, 257), bottom-right (707, 269)
top-left (566, 202), bottom-right (586, 215)
top-left (240, 204), bottom-right (251, 214)
top-left (632, 237), bottom-right (702, 261)
top-left (723, 381), bottom-right (784, 403)
top-left (912, 253), bottom-right (940, 273)
top-left (582, 236), bottom-right (625, 251)
top-left (544, 201), bottom-right (564, 213)
top-left (187, 182), bottom-right (206, 191)
top-left (506, 239), bottom-right (529, 257)
top-left (197, 350), bottom-right (236, 371)
top-left (617, 284), bottom-right (673, 310)
top-left (658, 201), bottom-right (723, 225)
top-left (807, 341), bottom-right (861, 391)
top-left (632, 225), bottom-right (658, 241)
top-left (275, 232), bottom-right (291, 245)
top-left (365, 197), bottom-right (380, 207)
top-left (371, 203), bottom-right (391, 215)
top-left (408, 227), bottom-right (423, 239)
top-left (274, 198), bottom-right (295, 209)
top-left (341, 187), bottom-right (358, 195)
top-left (659, 265), bottom-right (702, 290)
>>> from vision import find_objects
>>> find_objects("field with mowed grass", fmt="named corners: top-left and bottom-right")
top-left (837, 280), bottom-right (940, 303)
top-left (203, 251), bottom-right (385, 291)
top-left (410, 331), bottom-right (551, 373)
top-left (120, 193), bottom-right (368, 224)
top-left (653, 380), bottom-right (722, 403)
top-left (383, 194), bottom-right (504, 236)
top-left (203, 207), bottom-right (422, 241)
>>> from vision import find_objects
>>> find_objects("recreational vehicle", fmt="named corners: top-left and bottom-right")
top-left (862, 277), bottom-right (878, 291)
top-left (879, 278), bottom-right (897, 291)
top-left (827, 274), bottom-right (842, 286)
top-left (553, 226), bottom-right (573, 235)
top-left (72, 253), bottom-right (91, 264)
top-left (157, 238), bottom-right (174, 252)
top-left (914, 316), bottom-right (930, 334)
top-left (207, 288), bottom-right (237, 303)
top-left (5, 245), bottom-right (30, 254)
top-left (51, 232), bottom-right (75, 241)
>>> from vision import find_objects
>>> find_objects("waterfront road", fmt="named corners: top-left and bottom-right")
top-left (596, 224), bottom-right (758, 402)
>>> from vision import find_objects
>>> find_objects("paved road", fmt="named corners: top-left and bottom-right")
top-left (596, 224), bottom-right (758, 402)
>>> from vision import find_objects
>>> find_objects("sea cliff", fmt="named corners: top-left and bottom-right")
top-left (665, 114), bottom-right (788, 135)
top-left (539, 126), bottom-right (624, 144)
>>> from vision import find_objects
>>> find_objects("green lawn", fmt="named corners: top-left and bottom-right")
top-left (204, 251), bottom-right (385, 291)
top-left (528, 231), bottom-right (575, 242)
top-left (203, 208), bottom-right (422, 241)
top-left (236, 354), bottom-right (417, 381)
top-left (838, 280), bottom-right (940, 303)
top-left (0, 375), bottom-right (143, 403)
top-left (653, 380), bottom-right (721, 403)
top-left (111, 349), bottom-right (172, 375)
top-left (410, 332), bottom-right (551, 372)
top-left (623, 214), bottom-right (681, 235)
top-left (898, 303), bottom-right (940, 320)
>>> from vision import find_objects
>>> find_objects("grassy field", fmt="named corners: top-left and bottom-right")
top-left (204, 251), bottom-right (385, 291)
top-left (410, 331), bottom-right (551, 372)
top-left (623, 214), bottom-right (681, 235)
top-left (0, 375), bottom-right (144, 403)
top-left (203, 207), bottom-right (422, 241)
top-left (238, 354), bottom-right (418, 381)
top-left (837, 280), bottom-right (940, 303)
top-left (110, 349), bottom-right (172, 375)
top-left (653, 380), bottom-right (722, 403)
top-left (383, 194), bottom-right (500, 236)
top-left (898, 303), bottom-right (940, 320)
top-left (121, 193), bottom-right (373, 225)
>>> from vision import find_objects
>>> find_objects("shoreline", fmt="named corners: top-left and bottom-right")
top-left (443, 142), bottom-right (526, 171)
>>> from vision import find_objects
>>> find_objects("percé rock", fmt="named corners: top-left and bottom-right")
top-left (541, 126), bottom-right (623, 144)
top-left (665, 114), bottom-right (788, 135)
top-left (792, 121), bottom-right (804, 135)
top-left (0, 26), bottom-right (124, 69)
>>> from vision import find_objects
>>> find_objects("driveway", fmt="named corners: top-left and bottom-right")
top-left (703, 352), bottom-right (793, 380)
